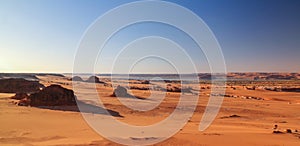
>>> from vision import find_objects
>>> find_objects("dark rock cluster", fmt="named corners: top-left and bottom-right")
top-left (28, 85), bottom-right (76, 106)
top-left (11, 93), bottom-right (29, 100)
top-left (71, 76), bottom-right (105, 84)
top-left (0, 78), bottom-right (44, 93)
top-left (13, 85), bottom-right (76, 106)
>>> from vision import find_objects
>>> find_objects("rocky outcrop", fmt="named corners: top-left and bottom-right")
top-left (0, 78), bottom-right (44, 93)
top-left (140, 80), bottom-right (150, 84)
top-left (11, 93), bottom-right (29, 100)
top-left (71, 76), bottom-right (84, 82)
top-left (86, 76), bottom-right (105, 84)
top-left (130, 86), bottom-right (149, 90)
top-left (12, 84), bottom-right (122, 117)
top-left (281, 88), bottom-right (300, 93)
top-left (167, 86), bottom-right (181, 92)
top-left (0, 73), bottom-right (38, 80)
top-left (226, 72), bottom-right (300, 80)
top-left (165, 86), bottom-right (193, 93)
top-left (112, 85), bottom-right (130, 97)
top-left (17, 98), bottom-right (30, 106)
top-left (111, 85), bottom-right (146, 100)
top-left (36, 73), bottom-right (65, 77)
top-left (220, 114), bottom-right (241, 119)
top-left (27, 85), bottom-right (76, 106)
top-left (266, 75), bottom-right (297, 80)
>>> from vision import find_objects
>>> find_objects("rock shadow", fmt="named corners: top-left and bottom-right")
top-left (33, 100), bottom-right (123, 118)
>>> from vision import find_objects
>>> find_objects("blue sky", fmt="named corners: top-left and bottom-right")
top-left (0, 0), bottom-right (299, 73)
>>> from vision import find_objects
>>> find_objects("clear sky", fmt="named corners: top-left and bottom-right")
top-left (0, 0), bottom-right (299, 73)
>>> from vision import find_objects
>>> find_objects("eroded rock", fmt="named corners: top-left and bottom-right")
top-left (112, 85), bottom-right (129, 97)
top-left (28, 85), bottom-right (76, 106)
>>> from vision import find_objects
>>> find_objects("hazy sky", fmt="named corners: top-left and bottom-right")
top-left (0, 0), bottom-right (299, 73)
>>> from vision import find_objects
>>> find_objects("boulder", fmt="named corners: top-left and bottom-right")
top-left (112, 85), bottom-right (130, 97)
top-left (111, 85), bottom-right (146, 100)
top-left (28, 85), bottom-right (76, 106)
top-left (0, 78), bottom-right (44, 93)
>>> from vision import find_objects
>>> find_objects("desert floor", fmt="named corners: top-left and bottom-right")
top-left (1, 75), bottom-right (300, 146)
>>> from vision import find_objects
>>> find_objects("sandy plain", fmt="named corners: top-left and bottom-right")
top-left (0, 74), bottom-right (300, 146)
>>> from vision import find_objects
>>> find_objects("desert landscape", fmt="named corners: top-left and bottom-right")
top-left (0, 73), bottom-right (299, 146)
top-left (1, 0), bottom-right (299, 145)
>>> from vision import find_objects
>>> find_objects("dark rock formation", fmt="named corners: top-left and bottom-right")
top-left (140, 80), bottom-right (150, 84)
top-left (0, 78), bottom-right (44, 93)
top-left (10, 84), bottom-right (123, 117)
top-left (71, 76), bottom-right (84, 82)
top-left (246, 86), bottom-right (256, 90)
top-left (111, 85), bottom-right (145, 100)
top-left (163, 80), bottom-right (181, 84)
top-left (112, 85), bottom-right (129, 97)
top-left (28, 85), bottom-right (76, 106)
top-left (281, 88), bottom-right (300, 93)
top-left (273, 131), bottom-right (283, 134)
top-left (229, 114), bottom-right (241, 118)
top-left (86, 76), bottom-right (105, 84)
top-left (286, 129), bottom-right (292, 133)
top-left (11, 93), bottom-right (29, 100)
top-left (220, 114), bottom-right (241, 119)
top-left (266, 75), bottom-right (296, 80)
top-left (36, 73), bottom-right (65, 77)
top-left (198, 74), bottom-right (212, 80)
top-left (0, 73), bottom-right (38, 80)
top-left (130, 86), bottom-right (149, 90)
top-left (18, 98), bottom-right (30, 106)
top-left (167, 86), bottom-right (181, 92)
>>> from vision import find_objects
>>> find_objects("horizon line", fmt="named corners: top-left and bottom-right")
top-left (1, 72), bottom-right (300, 75)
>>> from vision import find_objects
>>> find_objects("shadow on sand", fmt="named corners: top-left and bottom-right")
top-left (36, 100), bottom-right (123, 118)
top-left (110, 93), bottom-right (147, 100)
